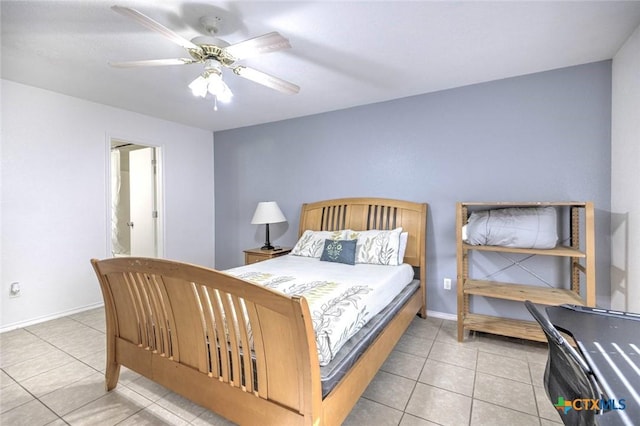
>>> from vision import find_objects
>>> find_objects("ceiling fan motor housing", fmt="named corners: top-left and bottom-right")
top-left (189, 36), bottom-right (236, 66)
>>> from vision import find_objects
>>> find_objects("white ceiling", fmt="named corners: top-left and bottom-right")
top-left (2, 1), bottom-right (640, 132)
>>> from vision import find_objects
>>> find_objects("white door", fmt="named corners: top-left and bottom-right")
top-left (129, 147), bottom-right (157, 257)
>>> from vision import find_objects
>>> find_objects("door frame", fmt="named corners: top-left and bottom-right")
top-left (106, 135), bottom-right (164, 258)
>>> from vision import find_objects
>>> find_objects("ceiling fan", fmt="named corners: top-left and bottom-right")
top-left (109, 5), bottom-right (300, 108)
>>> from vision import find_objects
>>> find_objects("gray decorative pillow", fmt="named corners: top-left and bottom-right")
top-left (320, 239), bottom-right (357, 265)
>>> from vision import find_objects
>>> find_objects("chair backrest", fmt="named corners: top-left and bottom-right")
top-left (524, 300), bottom-right (602, 426)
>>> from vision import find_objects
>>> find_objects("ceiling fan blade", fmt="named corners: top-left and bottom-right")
top-left (111, 5), bottom-right (200, 51)
top-left (109, 58), bottom-right (198, 68)
top-left (225, 32), bottom-right (291, 60)
top-left (233, 66), bottom-right (300, 94)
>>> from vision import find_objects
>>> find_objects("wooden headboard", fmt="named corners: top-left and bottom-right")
top-left (299, 197), bottom-right (427, 315)
top-left (299, 197), bottom-right (427, 268)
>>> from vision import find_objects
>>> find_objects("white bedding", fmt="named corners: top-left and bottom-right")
top-left (463, 206), bottom-right (558, 249)
top-left (224, 255), bottom-right (414, 365)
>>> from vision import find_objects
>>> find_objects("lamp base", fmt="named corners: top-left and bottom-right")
top-left (261, 223), bottom-right (274, 250)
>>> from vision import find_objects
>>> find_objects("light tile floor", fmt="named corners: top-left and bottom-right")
top-left (0, 308), bottom-right (563, 425)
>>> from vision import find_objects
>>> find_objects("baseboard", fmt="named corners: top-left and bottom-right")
top-left (0, 302), bottom-right (105, 334)
top-left (426, 309), bottom-right (457, 322)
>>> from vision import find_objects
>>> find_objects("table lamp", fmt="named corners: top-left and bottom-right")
top-left (251, 201), bottom-right (286, 250)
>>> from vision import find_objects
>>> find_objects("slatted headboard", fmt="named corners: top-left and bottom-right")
top-left (299, 197), bottom-right (427, 268)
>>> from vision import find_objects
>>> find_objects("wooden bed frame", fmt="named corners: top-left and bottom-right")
top-left (91, 197), bottom-right (427, 425)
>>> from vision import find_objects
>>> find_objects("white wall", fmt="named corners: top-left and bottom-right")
top-left (611, 24), bottom-right (640, 313)
top-left (0, 80), bottom-right (215, 331)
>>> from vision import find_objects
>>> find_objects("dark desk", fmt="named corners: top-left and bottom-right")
top-left (546, 304), bottom-right (640, 426)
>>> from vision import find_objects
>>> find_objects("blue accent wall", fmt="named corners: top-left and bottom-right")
top-left (214, 61), bottom-right (612, 315)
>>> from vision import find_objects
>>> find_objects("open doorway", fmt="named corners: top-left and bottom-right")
top-left (110, 140), bottom-right (163, 258)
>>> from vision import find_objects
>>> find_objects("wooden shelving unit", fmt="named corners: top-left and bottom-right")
top-left (456, 201), bottom-right (595, 342)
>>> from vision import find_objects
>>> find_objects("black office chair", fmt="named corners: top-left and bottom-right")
top-left (525, 300), bottom-right (604, 426)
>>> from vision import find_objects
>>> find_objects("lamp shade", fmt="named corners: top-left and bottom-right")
top-left (251, 201), bottom-right (286, 225)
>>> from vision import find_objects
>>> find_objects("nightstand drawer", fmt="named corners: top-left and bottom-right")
top-left (243, 247), bottom-right (292, 265)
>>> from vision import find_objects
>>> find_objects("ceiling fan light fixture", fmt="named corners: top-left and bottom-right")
top-left (209, 78), bottom-right (233, 103)
top-left (188, 75), bottom-right (209, 98)
top-left (188, 70), bottom-right (233, 103)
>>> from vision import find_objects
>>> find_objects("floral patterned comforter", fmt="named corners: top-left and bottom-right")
top-left (224, 255), bottom-right (413, 366)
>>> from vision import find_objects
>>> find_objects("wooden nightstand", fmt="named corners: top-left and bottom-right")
top-left (243, 247), bottom-right (292, 265)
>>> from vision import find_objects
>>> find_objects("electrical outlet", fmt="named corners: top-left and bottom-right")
top-left (443, 278), bottom-right (452, 290)
top-left (9, 282), bottom-right (21, 298)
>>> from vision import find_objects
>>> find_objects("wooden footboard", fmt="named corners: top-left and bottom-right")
top-left (91, 257), bottom-right (322, 425)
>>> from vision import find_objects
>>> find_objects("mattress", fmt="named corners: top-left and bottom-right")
top-left (224, 255), bottom-right (414, 366)
top-left (320, 279), bottom-right (419, 396)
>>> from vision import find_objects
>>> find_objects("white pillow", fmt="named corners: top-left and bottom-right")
top-left (291, 229), bottom-right (352, 258)
top-left (398, 232), bottom-right (408, 262)
top-left (353, 227), bottom-right (403, 266)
